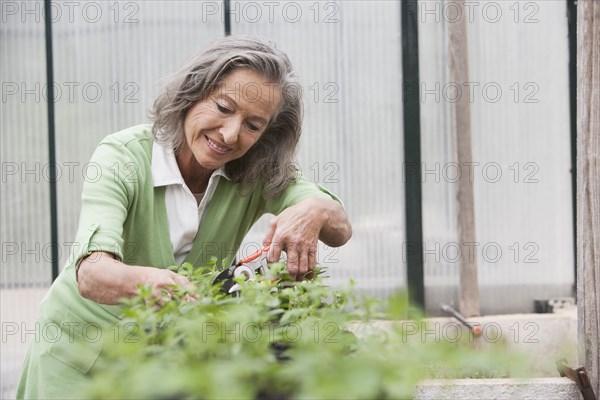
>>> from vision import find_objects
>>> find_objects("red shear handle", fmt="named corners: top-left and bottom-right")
top-left (237, 245), bottom-right (270, 265)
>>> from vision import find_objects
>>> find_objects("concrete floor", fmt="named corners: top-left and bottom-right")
top-left (1, 287), bottom-right (48, 399)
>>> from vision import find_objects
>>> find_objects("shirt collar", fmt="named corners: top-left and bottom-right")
top-left (152, 140), bottom-right (230, 187)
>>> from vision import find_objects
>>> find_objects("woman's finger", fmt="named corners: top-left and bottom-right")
top-left (285, 243), bottom-right (299, 280)
top-left (263, 218), bottom-right (277, 245)
top-left (172, 273), bottom-right (191, 286)
top-left (183, 294), bottom-right (197, 303)
top-left (267, 238), bottom-right (283, 264)
top-left (307, 244), bottom-right (317, 278)
top-left (298, 247), bottom-right (309, 281)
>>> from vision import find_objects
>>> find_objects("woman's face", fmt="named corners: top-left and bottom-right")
top-left (181, 68), bottom-right (282, 171)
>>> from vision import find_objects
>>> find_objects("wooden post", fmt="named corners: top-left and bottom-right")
top-left (448, 0), bottom-right (480, 317)
top-left (577, 0), bottom-right (600, 396)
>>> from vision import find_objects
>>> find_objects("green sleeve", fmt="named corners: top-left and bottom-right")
top-left (71, 138), bottom-right (138, 268)
top-left (263, 173), bottom-right (343, 215)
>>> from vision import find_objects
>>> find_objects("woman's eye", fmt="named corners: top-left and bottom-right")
top-left (216, 103), bottom-right (231, 113)
top-left (248, 123), bottom-right (261, 132)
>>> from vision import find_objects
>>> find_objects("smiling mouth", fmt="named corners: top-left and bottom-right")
top-left (204, 135), bottom-right (233, 154)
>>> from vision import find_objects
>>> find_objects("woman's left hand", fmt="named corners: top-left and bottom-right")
top-left (263, 197), bottom-right (351, 280)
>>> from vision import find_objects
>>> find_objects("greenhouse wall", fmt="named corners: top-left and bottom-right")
top-left (1, 0), bottom-right (574, 396)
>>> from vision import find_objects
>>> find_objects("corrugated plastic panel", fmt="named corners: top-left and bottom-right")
top-left (1, 1), bottom-right (51, 288)
top-left (418, 0), bottom-right (573, 314)
top-left (50, 1), bottom-right (223, 270)
top-left (233, 0), bottom-right (406, 295)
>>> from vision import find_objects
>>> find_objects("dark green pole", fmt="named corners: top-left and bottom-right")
top-left (44, 0), bottom-right (59, 281)
top-left (224, 0), bottom-right (231, 36)
top-left (567, 0), bottom-right (577, 298)
top-left (401, 0), bottom-right (425, 309)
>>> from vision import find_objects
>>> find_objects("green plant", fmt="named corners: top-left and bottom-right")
top-left (82, 260), bottom-right (530, 399)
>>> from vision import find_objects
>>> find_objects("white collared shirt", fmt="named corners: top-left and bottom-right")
top-left (152, 141), bottom-right (229, 264)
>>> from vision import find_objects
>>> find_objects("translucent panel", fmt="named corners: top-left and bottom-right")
top-left (51, 0), bottom-right (223, 269)
top-left (233, 1), bottom-right (406, 295)
top-left (0, 2), bottom-right (51, 287)
top-left (418, 0), bottom-right (574, 314)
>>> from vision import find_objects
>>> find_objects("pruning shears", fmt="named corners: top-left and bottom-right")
top-left (213, 245), bottom-right (270, 295)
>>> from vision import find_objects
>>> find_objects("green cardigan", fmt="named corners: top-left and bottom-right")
top-left (17, 125), bottom-right (339, 399)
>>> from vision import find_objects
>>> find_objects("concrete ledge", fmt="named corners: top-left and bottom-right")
top-left (348, 309), bottom-right (578, 377)
top-left (414, 377), bottom-right (580, 400)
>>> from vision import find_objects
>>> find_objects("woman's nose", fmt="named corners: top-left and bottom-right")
top-left (220, 117), bottom-right (242, 144)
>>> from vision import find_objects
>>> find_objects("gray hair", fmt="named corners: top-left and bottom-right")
top-left (150, 35), bottom-right (302, 198)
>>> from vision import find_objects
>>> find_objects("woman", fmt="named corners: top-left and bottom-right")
top-left (17, 35), bottom-right (351, 398)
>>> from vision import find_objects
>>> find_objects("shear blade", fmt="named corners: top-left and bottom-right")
top-left (228, 283), bottom-right (242, 294)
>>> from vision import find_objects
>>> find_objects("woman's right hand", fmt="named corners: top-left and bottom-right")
top-left (77, 251), bottom-right (194, 305)
top-left (139, 265), bottom-right (196, 306)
